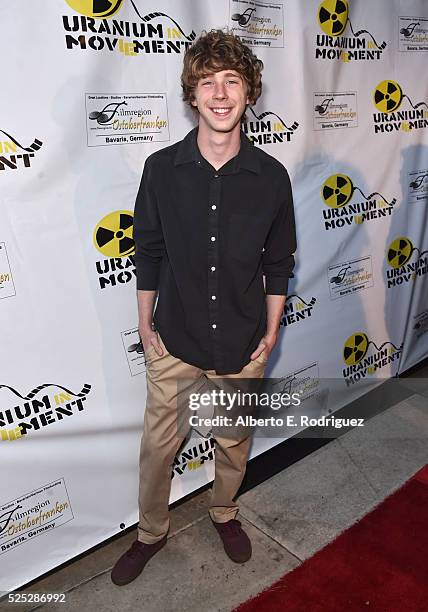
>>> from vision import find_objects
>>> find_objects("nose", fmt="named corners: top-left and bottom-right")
top-left (213, 81), bottom-right (227, 99)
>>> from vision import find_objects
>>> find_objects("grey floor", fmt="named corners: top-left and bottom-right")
top-left (3, 371), bottom-right (428, 612)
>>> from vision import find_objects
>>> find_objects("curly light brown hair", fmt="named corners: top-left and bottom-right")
top-left (181, 29), bottom-right (263, 116)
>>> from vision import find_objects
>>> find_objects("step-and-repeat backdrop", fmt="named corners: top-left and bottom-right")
top-left (1, 0), bottom-right (427, 591)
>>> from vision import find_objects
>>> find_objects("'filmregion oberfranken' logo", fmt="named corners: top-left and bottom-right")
top-left (0, 383), bottom-right (92, 441)
top-left (408, 170), bottom-right (428, 204)
top-left (0, 128), bottom-right (42, 171)
top-left (372, 81), bottom-right (428, 133)
top-left (328, 255), bottom-right (374, 300)
top-left (242, 106), bottom-right (299, 144)
top-left (229, 0), bottom-right (284, 48)
top-left (93, 210), bottom-right (136, 290)
top-left (316, 0), bottom-right (386, 61)
top-left (280, 295), bottom-right (317, 327)
top-left (342, 332), bottom-right (402, 385)
top-left (321, 174), bottom-right (396, 231)
top-left (398, 16), bottom-right (428, 52)
top-left (85, 93), bottom-right (169, 146)
top-left (385, 237), bottom-right (428, 289)
top-left (313, 92), bottom-right (357, 130)
top-left (0, 479), bottom-right (74, 554)
top-left (63, 0), bottom-right (196, 56)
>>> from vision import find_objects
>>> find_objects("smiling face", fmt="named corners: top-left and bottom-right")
top-left (191, 69), bottom-right (249, 135)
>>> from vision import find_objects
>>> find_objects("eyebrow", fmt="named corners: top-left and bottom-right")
top-left (200, 72), bottom-right (242, 79)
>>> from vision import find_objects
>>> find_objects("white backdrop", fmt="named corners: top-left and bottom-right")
top-left (1, 0), bottom-right (427, 592)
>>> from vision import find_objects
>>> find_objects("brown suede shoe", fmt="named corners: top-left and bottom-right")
top-left (211, 518), bottom-right (252, 563)
top-left (111, 536), bottom-right (167, 586)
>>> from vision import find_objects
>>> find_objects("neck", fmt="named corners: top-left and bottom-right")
top-left (196, 120), bottom-right (242, 171)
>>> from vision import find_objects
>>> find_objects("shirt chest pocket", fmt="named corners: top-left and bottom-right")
top-left (226, 213), bottom-right (266, 263)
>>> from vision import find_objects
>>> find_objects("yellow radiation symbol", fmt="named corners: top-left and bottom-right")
top-left (343, 332), bottom-right (369, 366)
top-left (373, 80), bottom-right (403, 113)
top-left (318, 0), bottom-right (348, 37)
top-left (386, 237), bottom-right (413, 269)
top-left (322, 174), bottom-right (353, 208)
top-left (94, 210), bottom-right (135, 257)
top-left (65, 0), bottom-right (123, 18)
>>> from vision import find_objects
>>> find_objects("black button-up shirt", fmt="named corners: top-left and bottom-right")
top-left (133, 127), bottom-right (297, 374)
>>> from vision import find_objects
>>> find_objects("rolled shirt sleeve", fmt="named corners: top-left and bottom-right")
top-left (262, 168), bottom-right (297, 295)
top-left (133, 156), bottom-right (166, 291)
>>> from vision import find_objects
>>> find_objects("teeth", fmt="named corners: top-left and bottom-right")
top-left (212, 108), bottom-right (231, 114)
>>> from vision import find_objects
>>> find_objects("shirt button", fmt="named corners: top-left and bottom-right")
top-left (211, 236), bottom-right (216, 242)
top-left (214, 174), bottom-right (219, 178)
top-left (211, 266), bottom-right (216, 271)
top-left (211, 205), bottom-right (216, 210)
top-left (212, 324), bottom-right (217, 329)
top-left (211, 295), bottom-right (216, 300)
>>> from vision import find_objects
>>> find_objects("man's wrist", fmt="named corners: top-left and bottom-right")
top-left (264, 329), bottom-right (278, 342)
top-left (139, 323), bottom-right (154, 334)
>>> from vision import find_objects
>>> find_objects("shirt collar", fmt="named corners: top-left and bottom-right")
top-left (174, 126), bottom-right (260, 175)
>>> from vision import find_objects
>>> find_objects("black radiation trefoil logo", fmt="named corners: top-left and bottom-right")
top-left (89, 101), bottom-right (127, 124)
top-left (231, 8), bottom-right (256, 28)
top-left (343, 332), bottom-right (369, 365)
top-left (318, 0), bottom-right (386, 49)
top-left (374, 81), bottom-right (402, 113)
top-left (315, 97), bottom-right (334, 115)
top-left (387, 237), bottom-right (413, 268)
top-left (318, 0), bottom-right (348, 36)
top-left (94, 210), bottom-right (135, 257)
top-left (373, 80), bottom-right (428, 114)
top-left (65, 0), bottom-right (196, 41)
top-left (322, 174), bottom-right (396, 208)
top-left (400, 22), bottom-right (420, 38)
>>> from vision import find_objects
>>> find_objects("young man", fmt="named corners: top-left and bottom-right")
top-left (111, 29), bottom-right (297, 586)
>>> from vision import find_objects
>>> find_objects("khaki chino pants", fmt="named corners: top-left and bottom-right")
top-left (137, 333), bottom-right (267, 544)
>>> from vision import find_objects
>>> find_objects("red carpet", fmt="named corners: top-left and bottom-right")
top-left (234, 465), bottom-right (428, 612)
